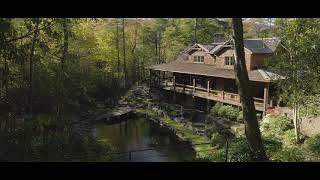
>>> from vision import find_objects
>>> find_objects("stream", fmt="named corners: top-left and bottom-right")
top-left (92, 117), bottom-right (196, 162)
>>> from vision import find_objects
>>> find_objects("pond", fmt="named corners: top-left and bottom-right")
top-left (92, 117), bottom-right (196, 162)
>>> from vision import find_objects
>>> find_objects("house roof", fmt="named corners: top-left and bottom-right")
top-left (186, 37), bottom-right (280, 55)
top-left (202, 44), bottom-right (219, 51)
top-left (147, 60), bottom-right (281, 82)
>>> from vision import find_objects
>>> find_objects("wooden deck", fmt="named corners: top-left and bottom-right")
top-left (157, 81), bottom-right (267, 112)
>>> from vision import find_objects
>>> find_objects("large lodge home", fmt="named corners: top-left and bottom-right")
top-left (147, 35), bottom-right (283, 116)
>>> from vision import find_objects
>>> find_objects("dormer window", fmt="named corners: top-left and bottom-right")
top-left (224, 56), bottom-right (235, 66)
top-left (194, 56), bottom-right (204, 63)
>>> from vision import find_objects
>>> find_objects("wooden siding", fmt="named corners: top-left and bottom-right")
top-left (187, 47), bottom-right (269, 71)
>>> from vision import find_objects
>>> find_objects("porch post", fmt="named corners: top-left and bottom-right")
top-left (193, 78), bottom-right (195, 93)
top-left (221, 80), bottom-right (224, 100)
top-left (183, 79), bottom-right (185, 93)
top-left (173, 74), bottom-right (176, 91)
top-left (221, 89), bottom-right (224, 100)
top-left (263, 83), bottom-right (269, 116)
top-left (207, 80), bottom-right (210, 96)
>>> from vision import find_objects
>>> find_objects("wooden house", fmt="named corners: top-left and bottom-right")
top-left (147, 37), bottom-right (283, 115)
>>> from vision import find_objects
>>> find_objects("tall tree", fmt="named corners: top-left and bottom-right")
top-left (269, 18), bottom-right (320, 142)
top-left (115, 18), bottom-right (121, 73)
top-left (28, 18), bottom-right (40, 118)
top-left (57, 18), bottom-right (69, 122)
top-left (193, 18), bottom-right (198, 44)
top-left (131, 18), bottom-right (138, 81)
top-left (122, 18), bottom-right (127, 88)
top-left (232, 18), bottom-right (268, 161)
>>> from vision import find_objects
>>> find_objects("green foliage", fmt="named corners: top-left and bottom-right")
top-left (210, 103), bottom-right (222, 117)
top-left (283, 129), bottom-right (297, 146)
top-left (305, 134), bottom-right (320, 154)
top-left (270, 18), bottom-right (320, 106)
top-left (236, 111), bottom-right (243, 122)
top-left (196, 148), bottom-right (225, 162)
top-left (210, 132), bottom-right (226, 148)
top-left (261, 115), bottom-right (294, 139)
top-left (227, 137), bottom-right (251, 162)
top-left (210, 103), bottom-right (241, 122)
top-left (263, 137), bottom-right (283, 158)
top-left (272, 147), bottom-right (304, 162)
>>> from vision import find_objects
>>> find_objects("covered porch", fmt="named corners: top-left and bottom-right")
top-left (148, 69), bottom-right (276, 114)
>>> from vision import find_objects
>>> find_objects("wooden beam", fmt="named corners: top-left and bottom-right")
top-left (207, 80), bottom-right (210, 96)
top-left (222, 89), bottom-right (224, 100)
top-left (193, 78), bottom-right (195, 93)
top-left (173, 75), bottom-right (176, 92)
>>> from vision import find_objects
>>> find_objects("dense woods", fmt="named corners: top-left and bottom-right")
top-left (0, 18), bottom-right (319, 161)
top-left (0, 18), bottom-right (230, 118)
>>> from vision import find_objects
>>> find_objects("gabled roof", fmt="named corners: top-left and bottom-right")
top-left (209, 39), bottom-right (233, 54)
top-left (186, 37), bottom-right (281, 55)
top-left (185, 44), bottom-right (210, 53)
top-left (202, 44), bottom-right (219, 52)
top-left (262, 37), bottom-right (281, 52)
top-left (147, 60), bottom-right (281, 82)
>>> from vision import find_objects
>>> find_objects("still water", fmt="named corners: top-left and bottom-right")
top-left (92, 118), bottom-right (196, 162)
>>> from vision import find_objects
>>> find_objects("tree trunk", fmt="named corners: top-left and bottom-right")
top-left (232, 18), bottom-right (268, 161)
top-left (158, 32), bottom-right (161, 64)
top-left (57, 19), bottom-right (69, 122)
top-left (194, 18), bottom-right (198, 44)
top-left (28, 18), bottom-right (40, 118)
top-left (293, 103), bottom-right (300, 142)
top-left (131, 18), bottom-right (138, 82)
top-left (116, 18), bottom-right (121, 73)
top-left (122, 18), bottom-right (127, 88)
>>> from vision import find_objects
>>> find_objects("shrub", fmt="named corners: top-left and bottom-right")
top-left (305, 134), bottom-right (320, 154)
top-left (263, 137), bottom-right (283, 158)
top-left (210, 132), bottom-right (226, 148)
top-left (261, 115), bottom-right (294, 139)
top-left (217, 105), bottom-right (228, 118)
top-left (196, 149), bottom-right (225, 162)
top-left (224, 106), bottom-right (240, 121)
top-left (272, 147), bottom-right (304, 162)
top-left (205, 124), bottom-right (218, 139)
top-left (236, 111), bottom-right (243, 122)
top-left (227, 137), bottom-right (251, 162)
top-left (283, 129), bottom-right (297, 146)
top-left (210, 103), bottom-right (222, 117)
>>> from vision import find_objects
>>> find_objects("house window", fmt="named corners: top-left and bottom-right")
top-left (224, 56), bottom-right (235, 65)
top-left (193, 56), bottom-right (204, 63)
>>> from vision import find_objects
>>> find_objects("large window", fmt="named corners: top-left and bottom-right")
top-left (224, 56), bottom-right (235, 65)
top-left (193, 56), bottom-right (204, 63)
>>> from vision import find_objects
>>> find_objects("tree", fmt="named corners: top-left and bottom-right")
top-left (115, 18), bottom-right (121, 73)
top-left (193, 18), bottom-right (198, 44)
top-left (28, 18), bottom-right (40, 118)
top-left (232, 18), bottom-right (268, 161)
top-left (57, 18), bottom-right (70, 122)
top-left (122, 18), bottom-right (127, 88)
top-left (269, 18), bottom-right (320, 142)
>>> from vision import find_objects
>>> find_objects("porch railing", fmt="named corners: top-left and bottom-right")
top-left (159, 80), bottom-right (267, 110)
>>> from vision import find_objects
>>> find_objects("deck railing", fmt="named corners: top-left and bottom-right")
top-left (159, 80), bottom-right (267, 111)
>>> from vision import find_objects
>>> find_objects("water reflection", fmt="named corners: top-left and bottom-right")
top-left (93, 118), bottom-right (195, 162)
